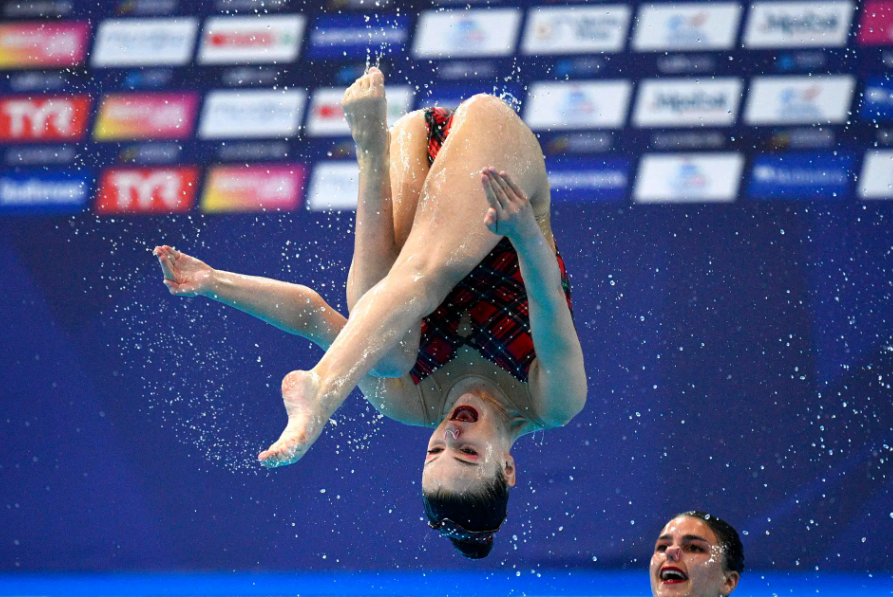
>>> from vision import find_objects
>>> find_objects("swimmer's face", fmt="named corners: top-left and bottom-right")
top-left (650, 516), bottom-right (739, 597)
top-left (422, 393), bottom-right (515, 494)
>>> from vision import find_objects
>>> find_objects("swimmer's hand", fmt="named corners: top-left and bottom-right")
top-left (342, 66), bottom-right (388, 155)
top-left (258, 370), bottom-right (330, 468)
top-left (481, 169), bottom-right (541, 242)
top-left (153, 245), bottom-right (216, 297)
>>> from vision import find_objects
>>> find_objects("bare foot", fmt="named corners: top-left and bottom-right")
top-left (258, 370), bottom-right (330, 468)
top-left (342, 66), bottom-right (389, 156)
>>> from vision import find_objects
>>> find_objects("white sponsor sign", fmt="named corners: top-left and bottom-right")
top-left (523, 81), bottom-right (632, 130)
top-left (522, 5), bottom-right (631, 54)
top-left (306, 86), bottom-right (413, 137)
top-left (198, 90), bottom-right (306, 139)
top-left (0, 178), bottom-right (87, 205)
top-left (634, 153), bottom-right (744, 203)
top-left (743, 1), bottom-right (854, 48)
top-left (198, 15), bottom-right (305, 64)
top-left (633, 78), bottom-right (743, 127)
top-left (307, 162), bottom-right (358, 210)
top-left (413, 9), bottom-right (521, 58)
top-left (744, 75), bottom-right (854, 125)
top-left (859, 151), bottom-right (893, 199)
top-left (633, 3), bottom-right (742, 51)
top-left (92, 18), bottom-right (198, 67)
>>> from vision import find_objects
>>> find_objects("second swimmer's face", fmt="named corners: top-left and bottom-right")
top-left (650, 516), bottom-right (739, 597)
top-left (422, 394), bottom-right (515, 495)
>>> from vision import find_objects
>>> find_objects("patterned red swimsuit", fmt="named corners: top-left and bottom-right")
top-left (409, 107), bottom-right (574, 385)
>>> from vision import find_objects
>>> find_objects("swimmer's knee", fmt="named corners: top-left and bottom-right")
top-left (455, 93), bottom-right (514, 123)
top-left (391, 109), bottom-right (426, 138)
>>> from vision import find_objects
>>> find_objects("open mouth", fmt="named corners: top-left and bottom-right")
top-left (450, 405), bottom-right (479, 423)
top-left (660, 568), bottom-right (688, 584)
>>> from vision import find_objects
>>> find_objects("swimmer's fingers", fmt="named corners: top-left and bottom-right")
top-left (154, 246), bottom-right (179, 282)
top-left (481, 173), bottom-right (508, 234)
top-left (482, 171), bottom-right (509, 211)
top-left (492, 171), bottom-right (528, 206)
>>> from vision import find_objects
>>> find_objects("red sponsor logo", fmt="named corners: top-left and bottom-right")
top-left (96, 167), bottom-right (199, 214)
top-left (0, 96), bottom-right (91, 142)
top-left (207, 31), bottom-right (276, 47)
top-left (94, 92), bottom-right (199, 140)
top-left (0, 21), bottom-right (90, 69)
top-left (861, 1), bottom-right (893, 45)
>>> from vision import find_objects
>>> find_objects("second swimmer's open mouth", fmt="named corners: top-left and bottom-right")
top-left (450, 405), bottom-right (479, 422)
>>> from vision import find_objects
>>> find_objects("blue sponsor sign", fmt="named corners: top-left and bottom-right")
top-left (308, 15), bottom-right (409, 59)
top-left (546, 157), bottom-right (629, 203)
top-left (415, 84), bottom-right (522, 111)
top-left (747, 152), bottom-right (852, 200)
top-left (0, 169), bottom-right (92, 214)
top-left (861, 75), bottom-right (893, 121)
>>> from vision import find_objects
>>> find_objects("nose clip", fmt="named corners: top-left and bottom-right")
top-left (444, 427), bottom-right (459, 440)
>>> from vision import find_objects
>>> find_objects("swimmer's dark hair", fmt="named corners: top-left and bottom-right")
top-left (676, 511), bottom-right (745, 574)
top-left (423, 469), bottom-right (509, 559)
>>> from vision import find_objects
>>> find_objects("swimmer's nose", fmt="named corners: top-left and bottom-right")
top-left (665, 545), bottom-right (682, 561)
top-left (444, 423), bottom-right (462, 443)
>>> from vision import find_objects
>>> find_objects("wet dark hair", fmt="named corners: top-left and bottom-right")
top-left (675, 511), bottom-right (745, 574)
top-left (423, 469), bottom-right (509, 559)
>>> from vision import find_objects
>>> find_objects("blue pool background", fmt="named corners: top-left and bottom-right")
top-left (1, 0), bottom-right (892, 594)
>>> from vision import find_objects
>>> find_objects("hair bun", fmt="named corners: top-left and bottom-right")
top-left (450, 536), bottom-right (494, 559)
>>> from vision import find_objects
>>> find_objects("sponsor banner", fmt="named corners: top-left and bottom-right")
top-left (0, 169), bottom-right (90, 214)
top-left (118, 143), bottom-right (182, 165)
top-left (3, 1), bottom-right (73, 18)
top-left (94, 92), bottom-right (198, 141)
top-left (306, 162), bottom-right (358, 210)
top-left (546, 157), bottom-right (629, 202)
top-left (634, 153), bottom-right (744, 203)
top-left (521, 5), bottom-right (631, 55)
top-left (632, 3), bottom-right (741, 51)
top-left (633, 78), bottom-right (743, 128)
top-left (414, 85), bottom-right (521, 111)
top-left (523, 81), bottom-right (632, 130)
top-left (744, 75), bottom-right (855, 125)
top-left (744, 1), bottom-right (854, 49)
top-left (198, 90), bottom-right (306, 139)
top-left (860, 1), bottom-right (893, 45)
top-left (5, 145), bottom-right (77, 166)
top-left (199, 15), bottom-right (305, 65)
top-left (116, 0), bottom-right (179, 16)
top-left (859, 150), bottom-right (893, 199)
top-left (92, 18), bottom-right (198, 67)
top-left (0, 21), bottom-right (89, 69)
top-left (861, 76), bottom-right (893, 121)
top-left (95, 166), bottom-right (199, 214)
top-left (309, 14), bottom-right (409, 59)
top-left (747, 152), bottom-right (852, 199)
top-left (307, 86), bottom-right (412, 136)
top-left (201, 164), bottom-right (307, 213)
top-left (0, 95), bottom-right (91, 142)
top-left (413, 9), bottom-right (522, 58)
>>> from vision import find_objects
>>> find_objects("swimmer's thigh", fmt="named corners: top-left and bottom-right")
top-left (389, 110), bottom-right (430, 249)
top-left (393, 95), bottom-right (549, 284)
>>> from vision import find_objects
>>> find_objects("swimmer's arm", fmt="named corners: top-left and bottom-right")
top-left (481, 172), bottom-right (586, 426)
top-left (204, 271), bottom-right (343, 347)
top-left (514, 228), bottom-right (587, 427)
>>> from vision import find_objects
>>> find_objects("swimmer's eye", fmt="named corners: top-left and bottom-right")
top-left (427, 448), bottom-right (443, 455)
top-left (460, 448), bottom-right (478, 456)
top-left (687, 545), bottom-right (705, 553)
top-left (655, 544), bottom-right (668, 553)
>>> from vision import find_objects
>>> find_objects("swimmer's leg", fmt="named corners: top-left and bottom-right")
top-left (260, 94), bottom-right (548, 467)
top-left (342, 69), bottom-right (428, 377)
top-left (154, 246), bottom-right (413, 437)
